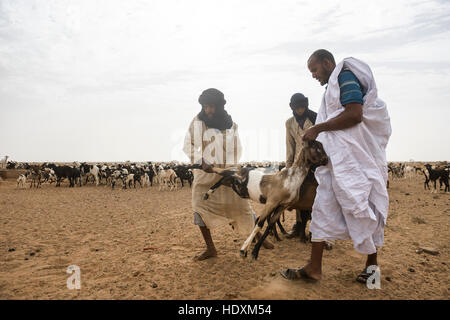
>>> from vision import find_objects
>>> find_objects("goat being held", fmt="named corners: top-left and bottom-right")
top-left (202, 139), bottom-right (328, 260)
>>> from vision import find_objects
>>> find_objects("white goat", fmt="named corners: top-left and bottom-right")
top-left (404, 165), bottom-right (415, 179)
top-left (16, 174), bottom-right (27, 188)
top-left (142, 173), bottom-right (151, 187)
top-left (0, 155), bottom-right (8, 169)
top-left (157, 166), bottom-right (178, 191)
top-left (125, 173), bottom-right (135, 188)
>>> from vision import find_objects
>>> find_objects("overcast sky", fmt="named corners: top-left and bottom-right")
top-left (1, 0), bottom-right (449, 163)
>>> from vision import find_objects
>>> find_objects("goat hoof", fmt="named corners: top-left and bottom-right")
top-left (203, 194), bottom-right (209, 200)
top-left (240, 250), bottom-right (247, 258)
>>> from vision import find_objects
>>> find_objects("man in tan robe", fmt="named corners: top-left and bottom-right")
top-left (183, 88), bottom-right (273, 261)
top-left (285, 93), bottom-right (317, 241)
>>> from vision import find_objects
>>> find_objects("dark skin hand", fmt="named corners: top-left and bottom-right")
top-left (302, 103), bottom-right (363, 141)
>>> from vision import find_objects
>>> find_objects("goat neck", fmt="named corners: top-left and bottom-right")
top-left (292, 147), bottom-right (310, 171)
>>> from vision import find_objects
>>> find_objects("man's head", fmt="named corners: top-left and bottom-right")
top-left (307, 49), bottom-right (336, 86)
top-left (197, 88), bottom-right (233, 130)
top-left (290, 93), bottom-right (309, 116)
top-left (198, 88), bottom-right (226, 119)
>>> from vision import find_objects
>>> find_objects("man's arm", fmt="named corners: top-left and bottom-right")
top-left (233, 123), bottom-right (243, 165)
top-left (286, 121), bottom-right (296, 168)
top-left (302, 103), bottom-right (362, 141)
top-left (183, 119), bottom-right (198, 164)
top-left (304, 68), bottom-right (365, 141)
top-left (183, 118), bottom-right (209, 166)
top-left (183, 119), bottom-right (214, 172)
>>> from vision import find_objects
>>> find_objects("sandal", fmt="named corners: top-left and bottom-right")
top-left (356, 267), bottom-right (375, 284)
top-left (280, 267), bottom-right (318, 282)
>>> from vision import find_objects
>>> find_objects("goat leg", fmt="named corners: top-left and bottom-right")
top-left (251, 224), bottom-right (272, 260)
top-left (203, 176), bottom-right (230, 200)
top-left (240, 225), bottom-right (261, 258)
top-left (240, 203), bottom-right (279, 257)
top-left (251, 207), bottom-right (283, 260)
top-left (272, 220), bottom-right (283, 241)
top-left (276, 218), bottom-right (287, 235)
top-left (298, 210), bottom-right (311, 243)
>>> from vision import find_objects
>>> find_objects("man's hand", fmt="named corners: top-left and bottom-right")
top-left (302, 125), bottom-right (320, 141)
top-left (302, 104), bottom-right (363, 142)
top-left (201, 159), bottom-right (214, 173)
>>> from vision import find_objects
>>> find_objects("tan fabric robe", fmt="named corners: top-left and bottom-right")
top-left (285, 116), bottom-right (314, 168)
top-left (183, 116), bottom-right (255, 235)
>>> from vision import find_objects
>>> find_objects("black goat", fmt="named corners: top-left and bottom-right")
top-left (424, 164), bottom-right (449, 193)
top-left (47, 164), bottom-right (82, 187)
top-left (172, 165), bottom-right (194, 187)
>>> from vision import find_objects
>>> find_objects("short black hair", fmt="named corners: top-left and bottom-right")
top-left (310, 49), bottom-right (335, 65)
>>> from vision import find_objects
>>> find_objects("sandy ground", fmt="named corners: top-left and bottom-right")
top-left (0, 174), bottom-right (448, 300)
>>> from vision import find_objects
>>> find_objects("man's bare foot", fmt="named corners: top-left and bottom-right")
top-left (193, 249), bottom-right (217, 261)
top-left (299, 263), bottom-right (322, 281)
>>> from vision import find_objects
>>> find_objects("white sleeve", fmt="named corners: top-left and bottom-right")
top-left (183, 118), bottom-right (203, 165)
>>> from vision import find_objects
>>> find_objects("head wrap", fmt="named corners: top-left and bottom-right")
top-left (289, 93), bottom-right (317, 129)
top-left (197, 88), bottom-right (233, 130)
top-left (198, 88), bottom-right (226, 107)
top-left (289, 93), bottom-right (309, 109)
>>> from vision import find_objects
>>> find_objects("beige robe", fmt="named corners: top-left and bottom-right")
top-left (183, 116), bottom-right (255, 235)
top-left (285, 116), bottom-right (314, 168)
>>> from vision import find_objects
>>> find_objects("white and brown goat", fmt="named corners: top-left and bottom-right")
top-left (202, 139), bottom-right (328, 260)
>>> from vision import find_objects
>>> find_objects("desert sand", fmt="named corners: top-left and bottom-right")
top-left (0, 173), bottom-right (448, 300)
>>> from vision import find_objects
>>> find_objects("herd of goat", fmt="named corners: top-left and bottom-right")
top-left (4, 160), bottom-right (449, 194)
top-left (387, 162), bottom-right (449, 193)
top-left (12, 161), bottom-right (195, 190)
top-left (7, 160), bottom-right (285, 191)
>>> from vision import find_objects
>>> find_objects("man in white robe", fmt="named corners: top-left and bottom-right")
top-left (281, 50), bottom-right (391, 283)
top-left (183, 88), bottom-right (273, 261)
